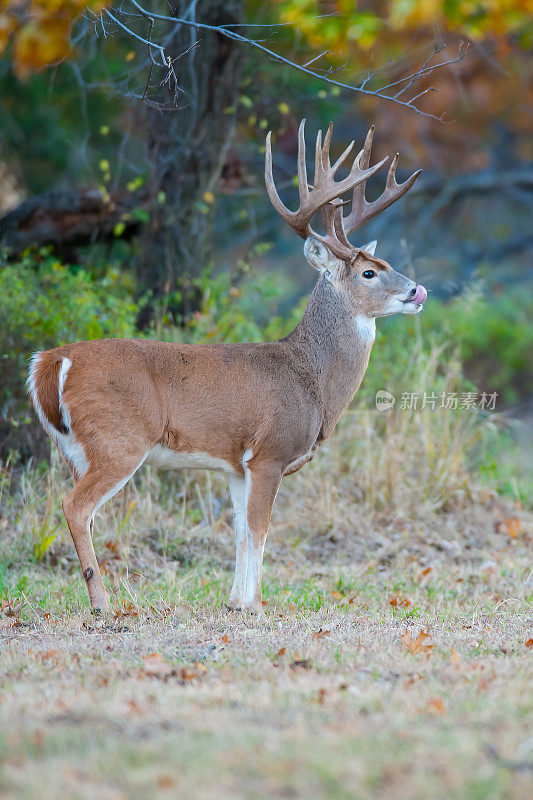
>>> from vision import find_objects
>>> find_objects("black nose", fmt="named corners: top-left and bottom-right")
top-left (409, 287), bottom-right (417, 296)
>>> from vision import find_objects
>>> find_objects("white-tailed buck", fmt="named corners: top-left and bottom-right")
top-left (28, 120), bottom-right (427, 614)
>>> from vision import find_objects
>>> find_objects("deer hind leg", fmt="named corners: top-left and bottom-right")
top-left (241, 461), bottom-right (282, 614)
top-left (62, 453), bottom-right (148, 613)
top-left (64, 459), bottom-right (94, 538)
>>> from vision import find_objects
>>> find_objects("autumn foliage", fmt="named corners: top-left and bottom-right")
top-left (0, 1), bottom-right (107, 78)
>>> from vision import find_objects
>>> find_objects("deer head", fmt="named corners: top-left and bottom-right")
top-left (265, 120), bottom-right (427, 317)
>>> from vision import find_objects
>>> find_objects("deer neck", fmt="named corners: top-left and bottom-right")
top-left (287, 276), bottom-right (375, 439)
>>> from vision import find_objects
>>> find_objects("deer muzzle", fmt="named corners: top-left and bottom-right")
top-left (411, 285), bottom-right (427, 305)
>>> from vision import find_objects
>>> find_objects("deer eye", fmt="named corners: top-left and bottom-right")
top-left (362, 269), bottom-right (376, 279)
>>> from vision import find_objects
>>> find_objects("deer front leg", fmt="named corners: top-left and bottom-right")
top-left (227, 474), bottom-right (247, 610)
top-left (242, 463), bottom-right (282, 614)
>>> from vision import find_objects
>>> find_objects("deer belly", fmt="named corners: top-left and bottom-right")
top-left (145, 444), bottom-right (236, 473)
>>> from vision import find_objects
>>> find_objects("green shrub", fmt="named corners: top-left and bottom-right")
top-left (152, 268), bottom-right (307, 345)
top-left (421, 287), bottom-right (532, 406)
top-left (359, 287), bottom-right (532, 408)
top-left (0, 249), bottom-right (139, 456)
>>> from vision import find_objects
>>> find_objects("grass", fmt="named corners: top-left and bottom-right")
top-left (1, 560), bottom-right (532, 799)
top-left (0, 383), bottom-right (532, 799)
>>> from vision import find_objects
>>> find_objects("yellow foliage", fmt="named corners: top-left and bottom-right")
top-left (276, 0), bottom-right (532, 52)
top-left (0, 0), bottom-right (108, 78)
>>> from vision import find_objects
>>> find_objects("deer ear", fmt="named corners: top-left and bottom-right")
top-left (304, 236), bottom-right (340, 277)
top-left (361, 240), bottom-right (377, 256)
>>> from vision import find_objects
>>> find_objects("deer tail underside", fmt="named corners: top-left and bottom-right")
top-left (26, 351), bottom-right (89, 479)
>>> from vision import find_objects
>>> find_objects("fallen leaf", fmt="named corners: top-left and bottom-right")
top-left (423, 697), bottom-right (446, 714)
top-left (114, 602), bottom-right (139, 619)
top-left (421, 567), bottom-right (432, 577)
top-left (331, 591), bottom-right (343, 600)
top-left (276, 647), bottom-right (286, 658)
top-left (401, 629), bottom-right (434, 655)
top-left (498, 517), bottom-right (522, 538)
top-left (526, 639), bottom-right (533, 649)
top-left (221, 634), bottom-right (230, 644)
top-left (141, 653), bottom-right (175, 679)
top-left (390, 596), bottom-right (410, 609)
top-left (317, 688), bottom-right (327, 704)
top-left (312, 628), bottom-right (330, 639)
top-left (125, 699), bottom-right (142, 714)
top-left (451, 647), bottom-right (460, 663)
top-left (180, 663), bottom-right (207, 682)
top-left (1, 601), bottom-right (23, 617)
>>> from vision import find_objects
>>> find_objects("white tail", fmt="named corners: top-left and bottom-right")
top-left (28, 121), bottom-right (427, 614)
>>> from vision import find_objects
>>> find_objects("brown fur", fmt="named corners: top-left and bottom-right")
top-left (29, 243), bottom-right (422, 613)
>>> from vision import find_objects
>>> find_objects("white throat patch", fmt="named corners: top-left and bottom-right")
top-left (355, 315), bottom-right (376, 343)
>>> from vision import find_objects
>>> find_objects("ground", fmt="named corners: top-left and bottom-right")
top-left (0, 439), bottom-right (532, 799)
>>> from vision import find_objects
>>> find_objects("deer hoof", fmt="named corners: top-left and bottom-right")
top-left (226, 597), bottom-right (243, 612)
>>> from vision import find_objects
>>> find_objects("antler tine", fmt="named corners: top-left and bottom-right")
top-left (297, 119), bottom-right (309, 204)
top-left (265, 130), bottom-right (297, 226)
top-left (321, 122), bottom-right (333, 170)
top-left (343, 127), bottom-right (422, 234)
top-left (320, 202), bottom-right (352, 253)
top-left (314, 128), bottom-right (323, 184)
top-left (359, 124), bottom-right (375, 170)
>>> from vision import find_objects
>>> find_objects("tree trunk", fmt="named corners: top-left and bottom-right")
top-left (135, 0), bottom-right (244, 319)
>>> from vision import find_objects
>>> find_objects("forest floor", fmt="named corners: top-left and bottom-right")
top-left (0, 452), bottom-right (532, 799)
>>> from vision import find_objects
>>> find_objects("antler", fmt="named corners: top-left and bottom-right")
top-left (265, 120), bottom-right (422, 261)
top-left (265, 119), bottom-right (387, 260)
top-left (342, 126), bottom-right (422, 234)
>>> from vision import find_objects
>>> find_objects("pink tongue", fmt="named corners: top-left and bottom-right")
top-left (412, 284), bottom-right (427, 305)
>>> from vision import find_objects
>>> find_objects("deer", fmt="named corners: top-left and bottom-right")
top-left (27, 119), bottom-right (427, 615)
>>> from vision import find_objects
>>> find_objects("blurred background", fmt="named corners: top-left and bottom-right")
top-left (1, 8), bottom-right (532, 795)
top-left (0, 0), bottom-right (531, 503)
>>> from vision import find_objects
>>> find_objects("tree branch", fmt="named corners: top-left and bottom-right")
top-left (89, 1), bottom-right (467, 119)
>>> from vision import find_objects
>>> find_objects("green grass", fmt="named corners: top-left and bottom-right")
top-left (1, 557), bottom-right (532, 800)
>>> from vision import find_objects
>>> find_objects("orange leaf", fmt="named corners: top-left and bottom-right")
top-left (401, 629), bottom-right (434, 655)
top-left (180, 663), bottom-right (207, 682)
top-left (526, 639), bottom-right (533, 649)
top-left (221, 634), bottom-right (230, 643)
top-left (499, 517), bottom-right (522, 538)
top-left (141, 653), bottom-right (174, 678)
top-left (390, 596), bottom-right (410, 608)
top-left (426, 697), bottom-right (446, 714)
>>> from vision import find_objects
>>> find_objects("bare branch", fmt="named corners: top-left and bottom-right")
top-left (91, 0), bottom-right (468, 120)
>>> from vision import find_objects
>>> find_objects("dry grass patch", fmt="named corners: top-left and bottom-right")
top-left (1, 538), bottom-right (532, 798)
top-left (0, 406), bottom-right (531, 799)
